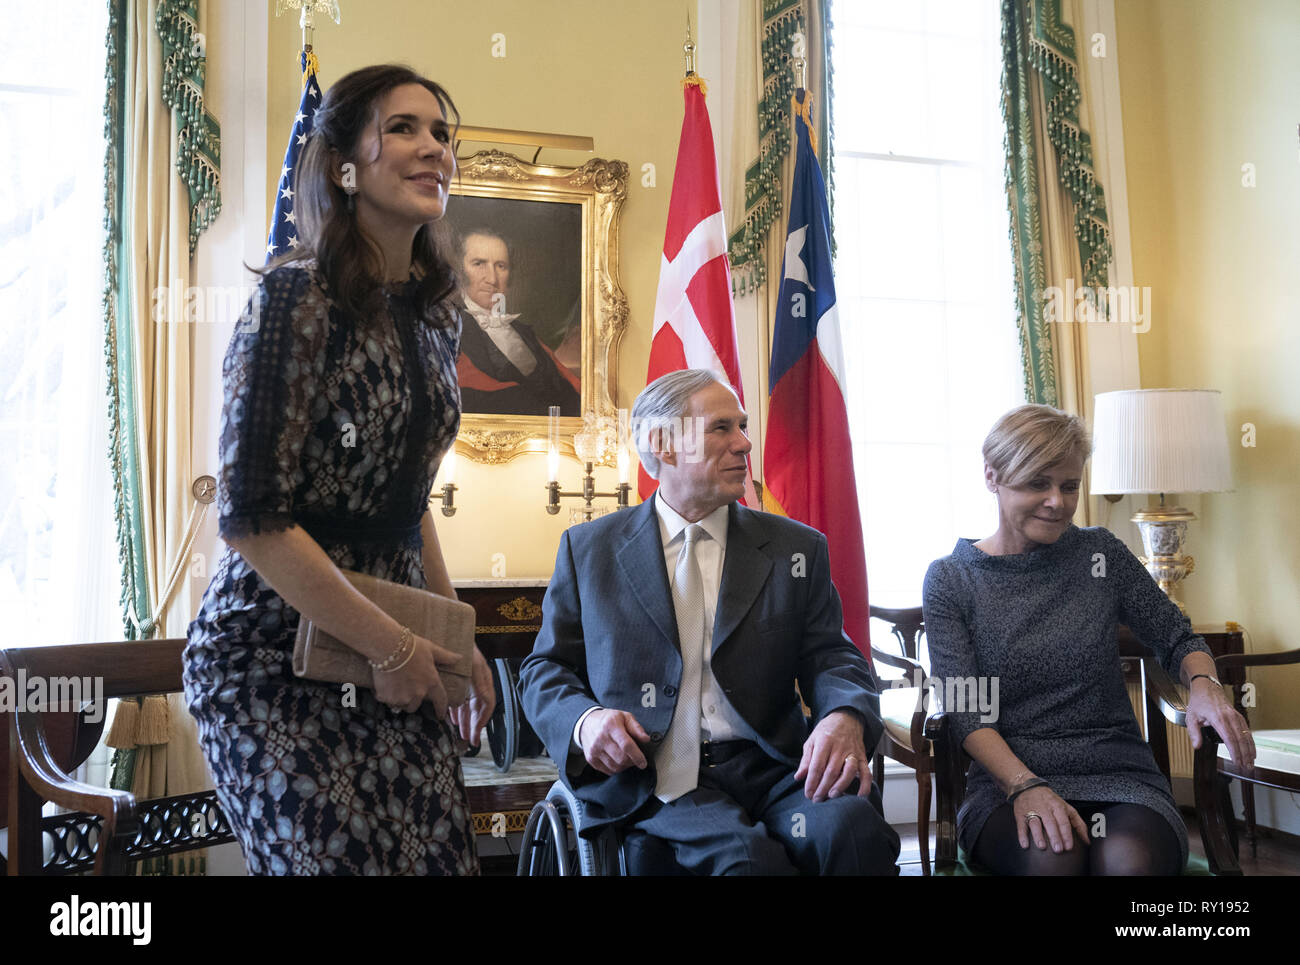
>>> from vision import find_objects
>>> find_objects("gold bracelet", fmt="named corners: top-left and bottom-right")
top-left (382, 637), bottom-right (419, 673)
top-left (371, 625), bottom-right (413, 672)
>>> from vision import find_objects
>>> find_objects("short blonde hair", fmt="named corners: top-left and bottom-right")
top-left (982, 404), bottom-right (1091, 487)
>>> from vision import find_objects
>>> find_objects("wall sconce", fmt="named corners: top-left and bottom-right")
top-left (438, 447), bottom-right (458, 517)
top-left (545, 407), bottom-right (632, 523)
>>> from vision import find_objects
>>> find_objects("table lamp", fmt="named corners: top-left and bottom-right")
top-left (1090, 389), bottom-right (1234, 614)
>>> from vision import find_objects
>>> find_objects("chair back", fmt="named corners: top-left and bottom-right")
top-left (869, 605), bottom-right (925, 662)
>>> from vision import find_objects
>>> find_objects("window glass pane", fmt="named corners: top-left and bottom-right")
top-left (831, 0), bottom-right (1025, 610)
top-left (0, 0), bottom-right (118, 646)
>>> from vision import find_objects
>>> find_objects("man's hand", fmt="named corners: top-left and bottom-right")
top-left (795, 709), bottom-right (871, 802)
top-left (578, 708), bottom-right (651, 776)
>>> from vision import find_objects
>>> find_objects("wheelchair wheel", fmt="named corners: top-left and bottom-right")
top-left (517, 800), bottom-right (578, 876)
top-left (486, 657), bottom-right (519, 771)
top-left (517, 782), bottom-right (621, 876)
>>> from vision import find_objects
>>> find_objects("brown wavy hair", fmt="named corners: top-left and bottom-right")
top-left (259, 64), bottom-right (461, 328)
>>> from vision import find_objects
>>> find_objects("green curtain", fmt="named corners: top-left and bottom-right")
top-left (104, 0), bottom-right (150, 794)
top-left (1001, 0), bottom-right (1113, 406)
top-left (728, 0), bottom-right (836, 296)
top-left (103, 0), bottom-right (221, 801)
top-left (156, 0), bottom-right (222, 254)
top-left (727, 0), bottom-right (802, 296)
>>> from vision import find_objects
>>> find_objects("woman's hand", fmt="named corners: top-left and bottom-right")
top-left (1014, 785), bottom-right (1090, 852)
top-left (372, 634), bottom-right (462, 717)
top-left (1185, 679), bottom-right (1256, 766)
top-left (448, 646), bottom-right (496, 748)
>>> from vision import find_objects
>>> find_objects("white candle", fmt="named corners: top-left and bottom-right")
top-left (548, 405), bottom-right (561, 483)
top-left (617, 408), bottom-right (630, 484)
top-left (441, 446), bottom-right (457, 485)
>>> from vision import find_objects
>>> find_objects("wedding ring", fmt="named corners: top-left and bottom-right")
top-left (1025, 810), bottom-right (1042, 822)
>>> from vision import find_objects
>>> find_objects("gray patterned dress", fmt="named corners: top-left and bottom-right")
top-left (183, 261), bottom-right (477, 875)
top-left (922, 525), bottom-right (1211, 867)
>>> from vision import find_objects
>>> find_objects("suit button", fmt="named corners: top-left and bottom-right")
top-left (663, 685), bottom-right (676, 697)
top-left (650, 732), bottom-right (663, 743)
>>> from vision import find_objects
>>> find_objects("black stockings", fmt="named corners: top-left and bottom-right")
top-left (972, 800), bottom-right (1183, 876)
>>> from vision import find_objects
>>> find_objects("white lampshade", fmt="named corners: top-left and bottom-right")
top-left (1091, 389), bottom-right (1234, 495)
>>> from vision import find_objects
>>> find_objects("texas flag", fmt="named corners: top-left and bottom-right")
top-left (763, 90), bottom-right (870, 656)
top-left (641, 77), bottom-right (755, 504)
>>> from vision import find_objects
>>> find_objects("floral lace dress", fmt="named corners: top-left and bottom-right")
top-left (183, 261), bottom-right (476, 875)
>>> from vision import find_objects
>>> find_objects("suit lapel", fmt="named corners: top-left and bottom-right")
top-left (712, 504), bottom-right (773, 654)
top-left (615, 495), bottom-right (680, 651)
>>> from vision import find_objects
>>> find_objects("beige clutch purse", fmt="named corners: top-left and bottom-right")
top-left (292, 570), bottom-right (477, 707)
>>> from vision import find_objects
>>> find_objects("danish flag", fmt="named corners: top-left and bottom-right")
top-left (641, 78), bottom-right (755, 503)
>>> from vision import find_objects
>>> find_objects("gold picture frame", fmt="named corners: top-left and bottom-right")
top-left (446, 150), bottom-right (628, 464)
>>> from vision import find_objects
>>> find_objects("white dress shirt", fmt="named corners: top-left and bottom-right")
top-left (463, 296), bottom-right (537, 377)
top-left (572, 496), bottom-right (757, 757)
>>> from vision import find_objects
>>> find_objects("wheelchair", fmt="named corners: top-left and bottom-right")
top-left (516, 781), bottom-right (686, 876)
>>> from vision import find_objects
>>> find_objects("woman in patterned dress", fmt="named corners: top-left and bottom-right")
top-left (184, 65), bottom-right (494, 875)
top-left (922, 404), bottom-right (1254, 874)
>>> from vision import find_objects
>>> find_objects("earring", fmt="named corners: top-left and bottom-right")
top-left (343, 186), bottom-right (357, 214)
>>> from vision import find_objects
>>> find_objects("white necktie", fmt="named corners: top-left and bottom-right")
top-left (656, 523), bottom-right (706, 802)
top-left (465, 300), bottom-right (537, 376)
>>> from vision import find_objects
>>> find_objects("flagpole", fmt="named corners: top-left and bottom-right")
top-left (683, 9), bottom-right (696, 77)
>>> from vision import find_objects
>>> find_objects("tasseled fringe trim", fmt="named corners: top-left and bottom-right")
top-left (137, 694), bottom-right (172, 745)
top-left (301, 51), bottom-right (320, 88)
top-left (105, 698), bottom-right (140, 749)
top-left (105, 695), bottom-right (173, 748)
top-left (682, 74), bottom-right (709, 97)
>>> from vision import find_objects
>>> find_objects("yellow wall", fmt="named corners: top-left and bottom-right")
top-left (267, 1), bottom-right (691, 578)
top-left (1116, 0), bottom-right (1300, 728)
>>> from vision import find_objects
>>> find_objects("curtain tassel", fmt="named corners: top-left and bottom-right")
top-left (105, 697), bottom-right (141, 749)
top-left (137, 694), bottom-right (172, 746)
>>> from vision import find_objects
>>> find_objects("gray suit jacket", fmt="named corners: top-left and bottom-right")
top-left (518, 494), bottom-right (882, 832)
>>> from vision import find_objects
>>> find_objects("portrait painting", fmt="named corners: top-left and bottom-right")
top-left (445, 194), bottom-right (583, 418)
top-left (444, 151), bottom-right (628, 464)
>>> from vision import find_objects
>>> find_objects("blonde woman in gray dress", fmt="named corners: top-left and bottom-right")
top-left (923, 404), bottom-right (1254, 874)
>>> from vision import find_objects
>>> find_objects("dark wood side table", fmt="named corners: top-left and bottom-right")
top-left (454, 580), bottom-right (552, 839)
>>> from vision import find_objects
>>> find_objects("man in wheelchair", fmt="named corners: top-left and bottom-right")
top-left (519, 369), bottom-right (900, 875)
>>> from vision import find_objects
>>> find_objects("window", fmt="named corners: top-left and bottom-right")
top-left (832, 0), bottom-right (1025, 611)
top-left (0, 0), bottom-right (120, 647)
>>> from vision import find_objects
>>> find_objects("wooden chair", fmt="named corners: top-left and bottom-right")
top-left (2, 639), bottom-right (235, 875)
top-left (1187, 646), bottom-right (1300, 875)
top-left (868, 605), bottom-right (936, 875)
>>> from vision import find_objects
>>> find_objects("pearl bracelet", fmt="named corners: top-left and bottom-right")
top-left (371, 625), bottom-right (414, 673)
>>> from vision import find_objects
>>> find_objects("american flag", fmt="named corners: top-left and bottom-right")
top-left (267, 51), bottom-right (322, 260)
